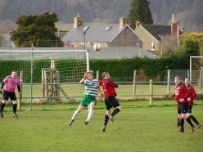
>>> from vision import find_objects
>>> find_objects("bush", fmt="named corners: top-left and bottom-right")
top-left (0, 55), bottom-right (189, 83)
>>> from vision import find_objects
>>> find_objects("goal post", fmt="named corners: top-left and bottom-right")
top-left (0, 48), bottom-right (90, 109)
top-left (190, 56), bottom-right (203, 92)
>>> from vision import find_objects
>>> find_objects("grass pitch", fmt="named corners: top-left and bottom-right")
top-left (0, 100), bottom-right (202, 152)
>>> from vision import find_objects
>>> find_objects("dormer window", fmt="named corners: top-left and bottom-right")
top-left (105, 26), bottom-right (112, 31)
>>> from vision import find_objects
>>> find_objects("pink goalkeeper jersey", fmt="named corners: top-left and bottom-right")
top-left (3, 75), bottom-right (21, 92)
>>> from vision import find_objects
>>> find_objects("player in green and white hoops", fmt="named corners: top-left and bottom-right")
top-left (68, 71), bottom-right (100, 126)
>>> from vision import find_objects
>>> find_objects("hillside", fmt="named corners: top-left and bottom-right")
top-left (0, 0), bottom-right (202, 32)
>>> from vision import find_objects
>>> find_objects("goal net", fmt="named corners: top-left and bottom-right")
top-left (190, 56), bottom-right (203, 93)
top-left (0, 48), bottom-right (89, 105)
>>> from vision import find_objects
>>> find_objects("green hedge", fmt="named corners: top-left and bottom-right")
top-left (0, 55), bottom-right (189, 83)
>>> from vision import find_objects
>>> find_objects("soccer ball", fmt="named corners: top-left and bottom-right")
top-left (93, 43), bottom-right (101, 51)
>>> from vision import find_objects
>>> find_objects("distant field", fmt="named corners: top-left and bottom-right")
top-left (10, 83), bottom-right (203, 103)
top-left (0, 100), bottom-right (202, 152)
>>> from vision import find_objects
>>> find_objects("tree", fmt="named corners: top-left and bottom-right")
top-left (128, 0), bottom-right (153, 29)
top-left (182, 40), bottom-right (200, 57)
top-left (12, 12), bottom-right (63, 47)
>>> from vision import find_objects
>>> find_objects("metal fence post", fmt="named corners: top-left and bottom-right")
top-left (200, 69), bottom-right (202, 92)
top-left (149, 79), bottom-right (153, 105)
top-left (133, 70), bottom-right (136, 96)
top-left (167, 69), bottom-right (171, 95)
top-left (18, 71), bottom-right (23, 110)
top-left (96, 70), bottom-right (99, 80)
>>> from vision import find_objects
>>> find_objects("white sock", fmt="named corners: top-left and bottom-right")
top-left (72, 110), bottom-right (78, 120)
top-left (86, 109), bottom-right (94, 122)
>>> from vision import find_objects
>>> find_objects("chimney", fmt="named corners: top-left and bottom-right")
top-left (171, 12), bottom-right (178, 35)
top-left (119, 16), bottom-right (129, 28)
top-left (74, 14), bottom-right (83, 28)
top-left (136, 21), bottom-right (141, 28)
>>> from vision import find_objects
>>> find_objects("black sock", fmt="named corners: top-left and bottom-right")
top-left (186, 117), bottom-right (194, 127)
top-left (0, 103), bottom-right (5, 113)
top-left (190, 115), bottom-right (200, 125)
top-left (177, 117), bottom-right (180, 126)
top-left (111, 108), bottom-right (120, 116)
top-left (180, 119), bottom-right (184, 131)
top-left (104, 114), bottom-right (109, 126)
top-left (13, 104), bottom-right (17, 114)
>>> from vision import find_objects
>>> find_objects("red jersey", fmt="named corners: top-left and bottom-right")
top-left (99, 79), bottom-right (118, 97)
top-left (173, 83), bottom-right (188, 104)
top-left (186, 85), bottom-right (196, 106)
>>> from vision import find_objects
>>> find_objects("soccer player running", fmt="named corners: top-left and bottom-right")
top-left (170, 76), bottom-right (195, 133)
top-left (0, 70), bottom-right (21, 118)
top-left (69, 71), bottom-right (99, 126)
top-left (99, 72), bottom-right (121, 132)
top-left (185, 77), bottom-right (201, 128)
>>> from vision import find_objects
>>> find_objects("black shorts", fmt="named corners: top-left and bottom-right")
top-left (3, 90), bottom-right (16, 101)
top-left (177, 102), bottom-right (188, 114)
top-left (104, 96), bottom-right (120, 110)
top-left (187, 106), bottom-right (192, 113)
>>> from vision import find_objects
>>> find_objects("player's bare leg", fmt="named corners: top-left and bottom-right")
top-left (69, 105), bottom-right (84, 126)
top-left (84, 102), bottom-right (95, 125)
top-left (0, 100), bottom-right (7, 118)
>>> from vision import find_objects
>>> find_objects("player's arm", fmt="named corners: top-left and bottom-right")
top-left (0, 81), bottom-right (5, 93)
top-left (79, 74), bottom-right (87, 84)
top-left (169, 93), bottom-right (175, 98)
top-left (98, 87), bottom-right (104, 97)
top-left (108, 80), bottom-right (118, 88)
top-left (17, 85), bottom-right (22, 97)
top-left (191, 87), bottom-right (196, 99)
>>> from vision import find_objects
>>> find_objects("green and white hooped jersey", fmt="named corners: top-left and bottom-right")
top-left (83, 79), bottom-right (99, 97)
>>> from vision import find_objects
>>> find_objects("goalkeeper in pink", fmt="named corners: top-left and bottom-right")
top-left (0, 71), bottom-right (21, 118)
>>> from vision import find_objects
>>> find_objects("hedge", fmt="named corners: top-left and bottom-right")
top-left (0, 55), bottom-right (189, 83)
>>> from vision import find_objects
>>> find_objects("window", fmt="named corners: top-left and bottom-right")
top-left (150, 42), bottom-right (155, 51)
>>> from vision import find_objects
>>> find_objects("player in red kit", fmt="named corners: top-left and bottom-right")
top-left (99, 72), bottom-right (121, 132)
top-left (185, 77), bottom-right (201, 128)
top-left (170, 76), bottom-right (195, 133)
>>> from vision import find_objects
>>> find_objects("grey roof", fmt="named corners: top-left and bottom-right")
top-left (62, 24), bottom-right (142, 43)
top-left (0, 47), bottom-right (158, 60)
top-left (88, 47), bottom-right (158, 59)
top-left (142, 25), bottom-right (171, 41)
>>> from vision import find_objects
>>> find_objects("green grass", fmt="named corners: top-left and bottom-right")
top-left (0, 100), bottom-right (202, 152)
top-left (14, 83), bottom-right (203, 103)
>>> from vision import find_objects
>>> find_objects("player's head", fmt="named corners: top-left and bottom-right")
top-left (11, 70), bottom-right (17, 78)
top-left (88, 70), bottom-right (94, 75)
top-left (85, 71), bottom-right (93, 80)
top-left (102, 72), bottom-right (110, 79)
top-left (185, 77), bottom-right (190, 86)
top-left (175, 76), bottom-right (181, 85)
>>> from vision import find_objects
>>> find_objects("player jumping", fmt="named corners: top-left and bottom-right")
top-left (0, 70), bottom-right (21, 118)
top-left (68, 71), bottom-right (99, 126)
top-left (185, 77), bottom-right (201, 128)
top-left (99, 72), bottom-right (121, 132)
top-left (170, 76), bottom-right (195, 133)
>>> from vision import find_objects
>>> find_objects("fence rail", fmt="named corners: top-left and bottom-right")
top-left (1, 80), bottom-right (202, 107)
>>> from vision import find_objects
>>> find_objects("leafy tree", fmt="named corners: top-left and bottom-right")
top-left (128, 0), bottom-right (153, 29)
top-left (12, 12), bottom-right (63, 47)
top-left (182, 40), bottom-right (200, 57)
